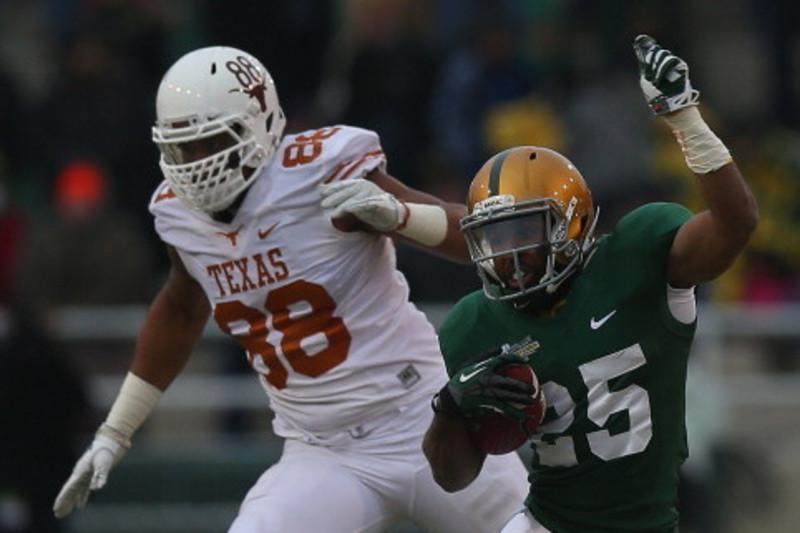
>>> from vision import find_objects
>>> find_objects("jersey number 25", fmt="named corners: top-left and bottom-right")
top-left (533, 345), bottom-right (653, 466)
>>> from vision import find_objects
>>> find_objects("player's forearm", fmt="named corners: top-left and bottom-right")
top-left (665, 107), bottom-right (758, 269)
top-left (423, 415), bottom-right (486, 492)
top-left (102, 283), bottom-right (208, 442)
top-left (664, 106), bottom-right (756, 221)
top-left (694, 161), bottom-right (758, 245)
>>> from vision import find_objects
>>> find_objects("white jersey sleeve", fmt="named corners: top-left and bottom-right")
top-left (148, 125), bottom-right (448, 439)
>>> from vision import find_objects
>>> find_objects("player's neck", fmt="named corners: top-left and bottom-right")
top-left (211, 191), bottom-right (248, 223)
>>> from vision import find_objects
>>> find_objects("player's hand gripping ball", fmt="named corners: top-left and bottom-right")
top-left (468, 363), bottom-right (546, 455)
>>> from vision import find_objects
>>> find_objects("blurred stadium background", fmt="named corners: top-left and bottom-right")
top-left (1, 1), bottom-right (798, 533)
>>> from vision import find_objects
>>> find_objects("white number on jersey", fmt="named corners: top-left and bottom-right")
top-left (533, 344), bottom-right (653, 466)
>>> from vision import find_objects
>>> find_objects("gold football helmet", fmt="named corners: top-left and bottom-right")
top-left (461, 146), bottom-right (598, 304)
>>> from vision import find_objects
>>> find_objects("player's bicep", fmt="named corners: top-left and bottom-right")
top-left (130, 247), bottom-right (210, 389)
top-left (667, 212), bottom-right (737, 288)
top-left (163, 245), bottom-right (211, 322)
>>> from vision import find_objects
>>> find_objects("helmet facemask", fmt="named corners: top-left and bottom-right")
top-left (462, 195), bottom-right (596, 304)
top-left (153, 114), bottom-right (267, 213)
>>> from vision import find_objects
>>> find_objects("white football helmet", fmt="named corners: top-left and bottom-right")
top-left (152, 46), bottom-right (286, 213)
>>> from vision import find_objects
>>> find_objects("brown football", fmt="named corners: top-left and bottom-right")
top-left (468, 364), bottom-right (546, 455)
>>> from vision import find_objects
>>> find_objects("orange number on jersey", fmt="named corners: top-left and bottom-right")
top-left (214, 299), bottom-right (288, 387)
top-left (282, 126), bottom-right (342, 168)
top-left (213, 280), bottom-right (351, 389)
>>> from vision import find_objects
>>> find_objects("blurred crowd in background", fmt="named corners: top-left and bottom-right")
top-left (1, 0), bottom-right (799, 310)
top-left (0, 1), bottom-right (798, 532)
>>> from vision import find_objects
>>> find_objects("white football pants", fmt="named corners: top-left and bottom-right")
top-left (228, 397), bottom-right (529, 533)
top-left (500, 508), bottom-right (553, 533)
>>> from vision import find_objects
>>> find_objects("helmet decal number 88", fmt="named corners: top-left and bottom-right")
top-left (226, 56), bottom-right (262, 88)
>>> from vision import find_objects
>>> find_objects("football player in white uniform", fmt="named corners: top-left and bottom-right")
top-left (52, 46), bottom-right (529, 533)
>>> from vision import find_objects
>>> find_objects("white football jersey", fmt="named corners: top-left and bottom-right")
top-left (149, 125), bottom-right (448, 438)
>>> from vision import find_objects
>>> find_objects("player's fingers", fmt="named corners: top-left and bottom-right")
top-left (54, 477), bottom-right (88, 517)
top-left (633, 34), bottom-right (657, 60)
top-left (53, 488), bottom-right (74, 518)
top-left (317, 180), bottom-right (352, 197)
top-left (492, 388), bottom-right (537, 405)
top-left (320, 188), bottom-right (355, 209)
top-left (654, 55), bottom-right (680, 83)
top-left (76, 487), bottom-right (91, 510)
top-left (90, 448), bottom-right (116, 490)
top-left (91, 470), bottom-right (108, 491)
top-left (487, 374), bottom-right (536, 393)
top-left (478, 401), bottom-right (529, 421)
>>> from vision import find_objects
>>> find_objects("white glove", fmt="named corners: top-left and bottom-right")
top-left (318, 179), bottom-right (407, 232)
top-left (53, 430), bottom-right (129, 518)
top-left (634, 34), bottom-right (699, 115)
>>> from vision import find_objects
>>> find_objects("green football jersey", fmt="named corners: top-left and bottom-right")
top-left (439, 203), bottom-right (695, 533)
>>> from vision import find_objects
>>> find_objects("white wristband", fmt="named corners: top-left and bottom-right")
top-left (103, 372), bottom-right (162, 443)
top-left (663, 106), bottom-right (732, 174)
top-left (396, 202), bottom-right (448, 247)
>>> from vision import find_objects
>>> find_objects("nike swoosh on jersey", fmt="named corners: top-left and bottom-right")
top-left (590, 310), bottom-right (617, 330)
top-left (258, 222), bottom-right (279, 240)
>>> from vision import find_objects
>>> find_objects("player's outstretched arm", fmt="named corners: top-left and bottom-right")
top-left (634, 34), bottom-right (758, 287)
top-left (54, 247), bottom-right (210, 518)
top-left (318, 169), bottom-right (470, 263)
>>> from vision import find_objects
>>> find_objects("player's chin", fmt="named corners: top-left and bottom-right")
top-left (503, 272), bottom-right (537, 290)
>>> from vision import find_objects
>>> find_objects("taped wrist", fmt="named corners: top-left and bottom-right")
top-left (396, 203), bottom-right (448, 247)
top-left (103, 372), bottom-right (162, 444)
top-left (95, 426), bottom-right (132, 450)
top-left (663, 106), bottom-right (732, 174)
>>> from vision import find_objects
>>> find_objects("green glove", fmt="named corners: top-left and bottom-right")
top-left (634, 34), bottom-right (699, 115)
top-left (434, 343), bottom-right (537, 421)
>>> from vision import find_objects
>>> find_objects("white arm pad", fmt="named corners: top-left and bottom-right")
top-left (663, 106), bottom-right (732, 174)
top-left (396, 202), bottom-right (448, 247)
top-left (102, 372), bottom-right (162, 443)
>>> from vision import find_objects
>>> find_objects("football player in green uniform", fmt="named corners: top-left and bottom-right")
top-left (422, 35), bottom-right (758, 533)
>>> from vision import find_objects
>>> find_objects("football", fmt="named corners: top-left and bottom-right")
top-left (468, 363), bottom-right (546, 455)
